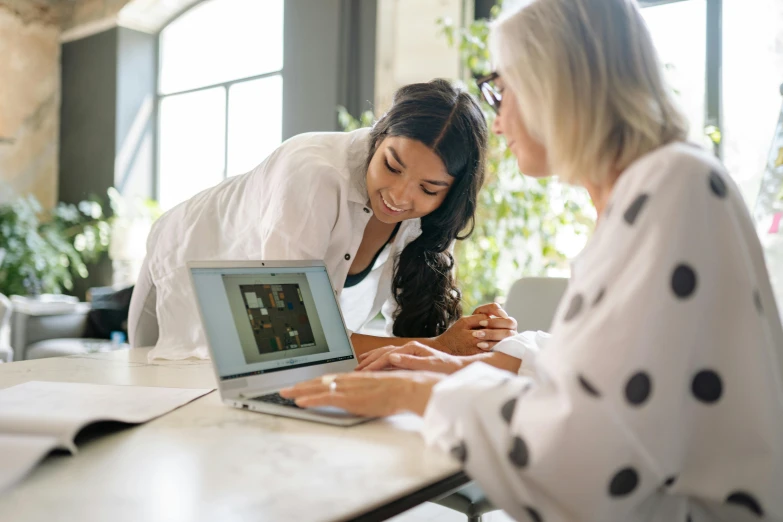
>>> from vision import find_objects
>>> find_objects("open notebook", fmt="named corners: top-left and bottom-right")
top-left (0, 381), bottom-right (212, 494)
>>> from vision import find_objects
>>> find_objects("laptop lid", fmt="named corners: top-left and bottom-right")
top-left (188, 261), bottom-right (356, 399)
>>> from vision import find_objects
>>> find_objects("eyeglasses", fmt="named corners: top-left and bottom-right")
top-left (476, 72), bottom-right (502, 114)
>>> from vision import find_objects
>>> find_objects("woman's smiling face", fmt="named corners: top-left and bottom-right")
top-left (365, 136), bottom-right (454, 224)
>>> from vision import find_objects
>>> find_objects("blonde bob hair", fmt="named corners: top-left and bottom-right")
top-left (490, 0), bottom-right (688, 185)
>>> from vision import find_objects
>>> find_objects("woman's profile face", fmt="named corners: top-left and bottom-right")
top-left (365, 136), bottom-right (453, 224)
top-left (492, 77), bottom-right (549, 177)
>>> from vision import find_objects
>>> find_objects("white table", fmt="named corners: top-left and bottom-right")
top-left (0, 349), bottom-right (467, 521)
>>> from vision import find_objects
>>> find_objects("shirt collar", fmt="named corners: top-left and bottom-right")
top-left (345, 127), bottom-right (372, 205)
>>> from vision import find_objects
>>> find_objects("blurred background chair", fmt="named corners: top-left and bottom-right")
top-left (504, 276), bottom-right (569, 331)
top-left (9, 287), bottom-right (132, 361)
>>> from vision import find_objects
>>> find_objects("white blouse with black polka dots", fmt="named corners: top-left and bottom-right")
top-left (422, 143), bottom-right (783, 522)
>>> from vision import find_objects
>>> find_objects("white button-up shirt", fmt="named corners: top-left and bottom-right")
top-left (144, 128), bottom-right (421, 360)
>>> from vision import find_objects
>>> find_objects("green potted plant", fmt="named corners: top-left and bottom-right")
top-left (0, 195), bottom-right (111, 296)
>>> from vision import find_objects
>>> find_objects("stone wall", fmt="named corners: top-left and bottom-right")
top-left (0, 0), bottom-right (137, 210)
top-left (0, 0), bottom-right (201, 210)
top-left (0, 0), bottom-right (60, 25)
top-left (0, 3), bottom-right (60, 209)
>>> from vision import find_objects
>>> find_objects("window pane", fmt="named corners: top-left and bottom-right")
top-left (159, 0), bottom-right (284, 94)
top-left (158, 88), bottom-right (226, 210)
top-left (642, 0), bottom-right (707, 144)
top-left (722, 0), bottom-right (783, 201)
top-left (227, 75), bottom-right (283, 176)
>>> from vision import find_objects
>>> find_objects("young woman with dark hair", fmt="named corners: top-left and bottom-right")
top-left (128, 79), bottom-right (518, 361)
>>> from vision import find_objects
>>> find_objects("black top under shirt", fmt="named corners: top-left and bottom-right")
top-left (344, 222), bottom-right (401, 288)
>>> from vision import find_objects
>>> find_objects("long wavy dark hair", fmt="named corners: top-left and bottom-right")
top-left (366, 79), bottom-right (488, 337)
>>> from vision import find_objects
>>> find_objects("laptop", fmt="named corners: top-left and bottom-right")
top-left (188, 260), bottom-right (372, 426)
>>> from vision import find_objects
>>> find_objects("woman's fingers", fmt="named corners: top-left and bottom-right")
top-left (481, 317), bottom-right (517, 331)
top-left (294, 392), bottom-right (358, 411)
top-left (465, 317), bottom-right (517, 351)
top-left (356, 348), bottom-right (391, 370)
top-left (357, 347), bottom-right (397, 370)
top-left (458, 313), bottom-right (517, 333)
top-left (388, 354), bottom-right (465, 375)
top-left (281, 374), bottom-right (371, 399)
top-left (360, 354), bottom-right (396, 371)
top-left (469, 319), bottom-right (516, 335)
top-left (458, 314), bottom-right (490, 330)
top-left (358, 345), bottom-right (394, 362)
top-left (285, 371), bottom-right (444, 418)
top-left (473, 302), bottom-right (511, 319)
top-left (280, 380), bottom-right (328, 398)
top-left (356, 345), bottom-right (405, 370)
top-left (358, 343), bottom-right (432, 371)
top-left (361, 352), bottom-right (433, 372)
top-left (288, 375), bottom-right (406, 416)
top-left (388, 354), bottom-right (439, 371)
top-left (296, 392), bottom-right (396, 418)
top-left (471, 328), bottom-right (517, 342)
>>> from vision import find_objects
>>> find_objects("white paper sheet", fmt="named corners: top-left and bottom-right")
top-left (0, 434), bottom-right (62, 495)
top-left (0, 381), bottom-right (212, 494)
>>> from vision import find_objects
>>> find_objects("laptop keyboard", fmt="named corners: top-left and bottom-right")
top-left (249, 392), bottom-right (302, 409)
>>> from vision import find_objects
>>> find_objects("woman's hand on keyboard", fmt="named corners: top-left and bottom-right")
top-left (280, 371), bottom-right (446, 417)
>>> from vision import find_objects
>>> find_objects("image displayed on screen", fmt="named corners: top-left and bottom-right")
top-left (240, 283), bottom-right (316, 354)
top-left (222, 273), bottom-right (330, 365)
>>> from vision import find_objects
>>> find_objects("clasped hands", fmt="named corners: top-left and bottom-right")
top-left (280, 304), bottom-right (516, 417)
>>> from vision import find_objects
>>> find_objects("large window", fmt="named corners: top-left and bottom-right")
top-left (641, 0), bottom-right (783, 205)
top-left (157, 0), bottom-right (284, 210)
top-left (640, 0), bottom-right (783, 312)
top-left (641, 0), bottom-right (708, 145)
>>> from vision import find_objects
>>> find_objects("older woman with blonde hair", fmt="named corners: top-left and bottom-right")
top-left (283, 0), bottom-right (783, 520)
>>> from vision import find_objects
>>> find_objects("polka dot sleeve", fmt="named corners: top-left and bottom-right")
top-left (421, 144), bottom-right (783, 522)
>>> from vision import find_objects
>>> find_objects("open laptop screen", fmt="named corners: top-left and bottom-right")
top-left (191, 265), bottom-right (354, 381)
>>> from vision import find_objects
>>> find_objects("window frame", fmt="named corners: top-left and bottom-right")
top-left (152, 0), bottom-right (285, 205)
top-left (474, 0), bottom-right (724, 157)
top-left (640, 0), bottom-right (723, 156)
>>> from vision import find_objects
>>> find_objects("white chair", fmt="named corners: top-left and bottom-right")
top-left (9, 295), bottom-right (129, 361)
top-left (504, 276), bottom-right (570, 332)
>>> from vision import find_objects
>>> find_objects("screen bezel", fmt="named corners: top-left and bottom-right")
top-left (187, 260), bottom-right (358, 397)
